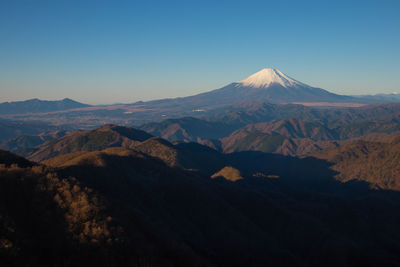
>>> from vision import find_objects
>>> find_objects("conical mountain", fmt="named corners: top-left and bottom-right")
top-left (146, 68), bottom-right (355, 111)
top-left (183, 68), bottom-right (352, 106)
top-left (238, 68), bottom-right (306, 88)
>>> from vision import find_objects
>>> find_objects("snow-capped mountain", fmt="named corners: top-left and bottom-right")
top-left (175, 68), bottom-right (354, 107)
top-left (133, 68), bottom-right (369, 115)
top-left (238, 68), bottom-right (306, 88)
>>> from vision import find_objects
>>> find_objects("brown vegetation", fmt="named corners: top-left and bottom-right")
top-left (211, 166), bottom-right (243, 181)
top-left (0, 152), bottom-right (123, 266)
top-left (27, 125), bottom-right (152, 162)
top-left (313, 136), bottom-right (400, 191)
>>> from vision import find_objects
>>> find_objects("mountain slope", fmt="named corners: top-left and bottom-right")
top-left (139, 117), bottom-right (237, 142)
top-left (0, 119), bottom-right (58, 143)
top-left (137, 103), bottom-right (322, 142)
top-left (0, 149), bottom-right (36, 167)
top-left (242, 118), bottom-right (338, 140)
top-left (313, 136), bottom-right (400, 191)
top-left (190, 68), bottom-right (354, 105)
top-left (220, 130), bottom-right (340, 156)
top-left (105, 69), bottom-right (362, 122)
top-left (25, 125), bottom-right (226, 175)
top-left (27, 125), bottom-right (153, 162)
top-left (0, 150), bottom-right (125, 266)
top-left (0, 130), bottom-right (67, 155)
top-left (141, 68), bottom-right (356, 110)
top-left (206, 102), bottom-right (400, 128)
top-left (5, 124), bottom-right (400, 266)
top-left (30, 146), bottom-right (400, 266)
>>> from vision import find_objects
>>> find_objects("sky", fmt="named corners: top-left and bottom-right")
top-left (0, 0), bottom-right (399, 104)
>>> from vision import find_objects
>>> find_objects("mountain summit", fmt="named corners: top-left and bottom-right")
top-left (238, 68), bottom-right (305, 88)
top-left (174, 68), bottom-right (354, 107)
top-left (130, 68), bottom-right (365, 117)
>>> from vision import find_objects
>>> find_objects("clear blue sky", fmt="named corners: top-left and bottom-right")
top-left (1, 0), bottom-right (399, 104)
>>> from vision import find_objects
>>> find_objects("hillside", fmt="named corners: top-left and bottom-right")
top-left (242, 118), bottom-right (338, 140)
top-left (8, 101), bottom-right (400, 162)
top-left (135, 103), bottom-right (400, 158)
top-left (27, 125), bottom-right (153, 162)
top-left (3, 145), bottom-right (400, 266)
top-left (139, 117), bottom-right (236, 142)
top-left (0, 119), bottom-right (58, 143)
top-left (207, 102), bottom-right (400, 129)
top-left (0, 150), bottom-right (126, 266)
top-left (21, 125), bottom-right (226, 175)
top-left (0, 149), bottom-right (37, 168)
top-left (219, 130), bottom-right (340, 156)
top-left (211, 166), bottom-right (243, 181)
top-left (0, 130), bottom-right (67, 155)
top-left (313, 136), bottom-right (400, 191)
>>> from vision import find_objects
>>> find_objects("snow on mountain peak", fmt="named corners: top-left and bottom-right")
top-left (238, 68), bottom-right (305, 88)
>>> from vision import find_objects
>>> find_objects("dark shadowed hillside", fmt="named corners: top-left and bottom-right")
top-left (4, 146), bottom-right (400, 266)
top-left (2, 116), bottom-right (400, 266)
top-left (3, 122), bottom-right (400, 267)
top-left (0, 150), bottom-right (127, 266)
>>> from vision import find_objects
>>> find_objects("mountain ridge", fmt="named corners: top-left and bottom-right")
top-left (0, 98), bottom-right (89, 115)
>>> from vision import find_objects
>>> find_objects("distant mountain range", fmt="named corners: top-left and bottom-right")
top-left (353, 93), bottom-right (400, 102)
top-left (5, 122), bottom-right (400, 194)
top-left (0, 98), bottom-right (89, 115)
top-left (1, 68), bottom-right (398, 123)
top-left (140, 102), bottom-right (400, 138)
top-left (4, 101), bottom-right (400, 158)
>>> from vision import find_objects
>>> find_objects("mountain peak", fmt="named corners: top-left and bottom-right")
top-left (238, 68), bottom-right (305, 88)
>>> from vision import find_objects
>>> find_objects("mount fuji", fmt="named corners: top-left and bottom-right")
top-left (183, 68), bottom-right (354, 106)
top-left (143, 68), bottom-right (357, 111)
top-left (239, 68), bottom-right (310, 88)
